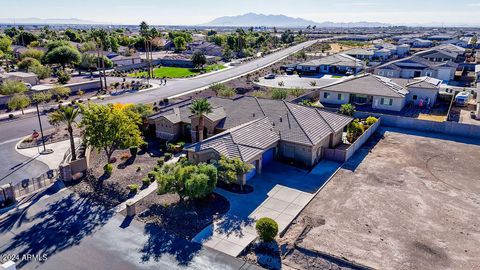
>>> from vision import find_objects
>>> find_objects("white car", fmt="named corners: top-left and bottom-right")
top-left (264, 74), bottom-right (276, 79)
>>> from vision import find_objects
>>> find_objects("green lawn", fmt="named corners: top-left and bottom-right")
top-left (128, 64), bottom-right (225, 79)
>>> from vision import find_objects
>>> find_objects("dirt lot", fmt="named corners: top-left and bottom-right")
top-left (282, 128), bottom-right (480, 270)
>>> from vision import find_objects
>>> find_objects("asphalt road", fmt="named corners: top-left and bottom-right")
top-left (0, 39), bottom-right (323, 185)
top-left (0, 188), bottom-right (263, 270)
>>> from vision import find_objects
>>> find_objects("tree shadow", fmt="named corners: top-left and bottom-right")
top-left (0, 193), bottom-right (114, 268)
top-left (139, 223), bottom-right (202, 266)
top-left (213, 213), bottom-right (256, 238)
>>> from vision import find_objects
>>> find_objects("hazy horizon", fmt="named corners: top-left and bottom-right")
top-left (2, 0), bottom-right (480, 26)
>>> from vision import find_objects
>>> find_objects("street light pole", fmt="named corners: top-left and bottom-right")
top-left (35, 102), bottom-right (47, 152)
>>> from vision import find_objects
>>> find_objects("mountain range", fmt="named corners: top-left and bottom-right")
top-left (202, 13), bottom-right (390, 28)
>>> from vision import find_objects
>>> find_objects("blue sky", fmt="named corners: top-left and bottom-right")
top-left (3, 0), bottom-right (480, 26)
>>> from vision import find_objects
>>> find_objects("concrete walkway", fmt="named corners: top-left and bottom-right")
top-left (15, 138), bottom-right (80, 170)
top-left (193, 160), bottom-right (342, 257)
top-left (113, 154), bottom-right (183, 213)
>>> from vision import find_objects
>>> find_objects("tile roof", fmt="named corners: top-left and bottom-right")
top-left (406, 76), bottom-right (442, 89)
top-left (376, 55), bottom-right (458, 71)
top-left (299, 54), bottom-right (364, 68)
top-left (319, 73), bottom-right (408, 98)
top-left (151, 96), bottom-right (352, 147)
top-left (186, 118), bottom-right (279, 162)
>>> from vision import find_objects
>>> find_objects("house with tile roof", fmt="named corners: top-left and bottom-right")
top-left (297, 54), bottom-right (364, 75)
top-left (374, 55), bottom-right (458, 81)
top-left (310, 73), bottom-right (409, 112)
top-left (148, 96), bottom-right (352, 173)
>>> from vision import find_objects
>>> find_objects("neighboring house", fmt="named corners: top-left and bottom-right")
top-left (415, 48), bottom-right (459, 63)
top-left (374, 55), bottom-right (458, 81)
top-left (343, 48), bottom-right (374, 60)
top-left (475, 65), bottom-right (480, 82)
top-left (312, 73), bottom-right (408, 112)
top-left (84, 50), bottom-right (119, 59)
top-left (427, 34), bottom-right (455, 41)
top-left (0, 71), bottom-right (39, 86)
top-left (403, 76), bottom-right (442, 107)
top-left (373, 48), bottom-right (392, 61)
top-left (433, 43), bottom-right (466, 56)
top-left (441, 38), bottom-right (470, 48)
top-left (149, 96), bottom-right (352, 174)
top-left (411, 38), bottom-right (434, 48)
top-left (396, 44), bottom-right (411, 57)
top-left (10, 45), bottom-right (47, 59)
top-left (110, 53), bottom-right (142, 66)
top-left (186, 41), bottom-right (223, 58)
top-left (297, 54), bottom-right (364, 75)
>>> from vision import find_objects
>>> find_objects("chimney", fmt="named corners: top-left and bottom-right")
top-left (173, 107), bottom-right (180, 115)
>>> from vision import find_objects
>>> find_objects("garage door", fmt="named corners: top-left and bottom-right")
top-left (246, 162), bottom-right (257, 181)
top-left (262, 148), bottom-right (275, 166)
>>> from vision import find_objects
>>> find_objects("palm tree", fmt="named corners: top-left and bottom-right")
top-left (190, 98), bottom-right (213, 142)
top-left (48, 105), bottom-right (80, 160)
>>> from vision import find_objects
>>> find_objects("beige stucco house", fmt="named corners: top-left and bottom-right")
top-left (148, 96), bottom-right (352, 182)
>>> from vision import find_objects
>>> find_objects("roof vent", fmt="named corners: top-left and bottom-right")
top-left (279, 116), bottom-right (283, 122)
top-left (253, 113), bottom-right (255, 117)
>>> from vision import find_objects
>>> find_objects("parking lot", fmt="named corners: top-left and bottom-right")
top-left (283, 128), bottom-right (480, 270)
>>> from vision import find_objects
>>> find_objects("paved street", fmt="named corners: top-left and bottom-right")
top-left (0, 187), bottom-right (263, 270)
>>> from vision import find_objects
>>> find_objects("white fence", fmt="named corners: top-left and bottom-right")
top-left (354, 112), bottom-right (480, 140)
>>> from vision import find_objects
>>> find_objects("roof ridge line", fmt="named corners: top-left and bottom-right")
top-left (284, 102), bottom-right (314, 145)
top-left (254, 97), bottom-right (266, 117)
top-left (314, 108), bottom-right (335, 134)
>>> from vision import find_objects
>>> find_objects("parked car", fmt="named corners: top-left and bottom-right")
top-left (264, 74), bottom-right (276, 79)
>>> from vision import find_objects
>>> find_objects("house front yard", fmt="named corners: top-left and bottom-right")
top-left (127, 64), bottom-right (225, 79)
top-left (68, 138), bottom-right (163, 208)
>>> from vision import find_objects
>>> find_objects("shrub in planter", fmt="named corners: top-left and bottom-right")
top-left (164, 152), bottom-right (173, 161)
top-left (128, 184), bottom-right (139, 193)
top-left (129, 146), bottom-right (138, 156)
top-left (103, 163), bottom-right (113, 175)
top-left (142, 177), bottom-right (151, 186)
top-left (255, 217), bottom-right (278, 242)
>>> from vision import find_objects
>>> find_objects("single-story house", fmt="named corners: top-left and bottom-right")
top-left (149, 96), bottom-right (352, 175)
top-left (374, 55), bottom-right (458, 81)
top-left (415, 48), bottom-right (459, 63)
top-left (475, 64), bottom-right (480, 82)
top-left (373, 48), bottom-right (392, 61)
top-left (312, 73), bottom-right (408, 112)
top-left (403, 76), bottom-right (442, 107)
top-left (186, 41), bottom-right (223, 58)
top-left (396, 44), bottom-right (411, 57)
top-left (110, 53), bottom-right (142, 66)
top-left (0, 71), bottom-right (39, 86)
top-left (343, 48), bottom-right (374, 60)
top-left (411, 38), bottom-right (434, 48)
top-left (297, 54), bottom-right (364, 75)
top-left (441, 38), bottom-right (470, 48)
top-left (427, 34), bottom-right (455, 41)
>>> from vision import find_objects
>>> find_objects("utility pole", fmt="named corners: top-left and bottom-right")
top-left (35, 102), bottom-right (52, 154)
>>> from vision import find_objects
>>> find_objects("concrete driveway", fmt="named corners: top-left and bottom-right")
top-left (193, 160), bottom-right (342, 257)
top-left (0, 187), bottom-right (262, 270)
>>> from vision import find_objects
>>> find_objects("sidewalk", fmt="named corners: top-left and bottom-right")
top-left (15, 138), bottom-right (80, 170)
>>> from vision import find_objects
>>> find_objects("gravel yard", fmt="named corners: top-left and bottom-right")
top-left (281, 128), bottom-right (480, 270)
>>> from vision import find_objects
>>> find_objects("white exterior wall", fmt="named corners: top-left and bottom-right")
top-left (406, 87), bottom-right (439, 106)
top-left (436, 67), bottom-right (454, 81)
top-left (375, 69), bottom-right (400, 78)
top-left (318, 91), bottom-right (350, 105)
top-left (372, 96), bottom-right (405, 111)
top-left (113, 58), bottom-right (142, 66)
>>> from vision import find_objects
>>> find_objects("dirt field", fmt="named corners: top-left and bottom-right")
top-left (283, 128), bottom-right (480, 270)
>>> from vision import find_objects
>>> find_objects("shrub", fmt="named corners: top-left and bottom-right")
top-left (56, 70), bottom-right (71, 84)
top-left (251, 90), bottom-right (265, 98)
top-left (256, 217), bottom-right (278, 242)
top-left (164, 152), bottom-right (173, 161)
top-left (103, 163), bottom-right (113, 175)
top-left (128, 184), bottom-right (139, 193)
top-left (289, 87), bottom-right (305, 97)
top-left (365, 116), bottom-right (378, 126)
top-left (270, 88), bottom-right (288, 100)
top-left (339, 103), bottom-right (356, 117)
top-left (142, 177), bottom-right (152, 186)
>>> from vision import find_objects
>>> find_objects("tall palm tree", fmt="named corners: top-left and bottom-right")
top-left (190, 98), bottom-right (212, 142)
top-left (48, 106), bottom-right (80, 160)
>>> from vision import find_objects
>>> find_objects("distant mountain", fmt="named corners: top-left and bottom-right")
top-left (202, 13), bottom-right (390, 28)
top-left (0, 17), bottom-right (104, 25)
